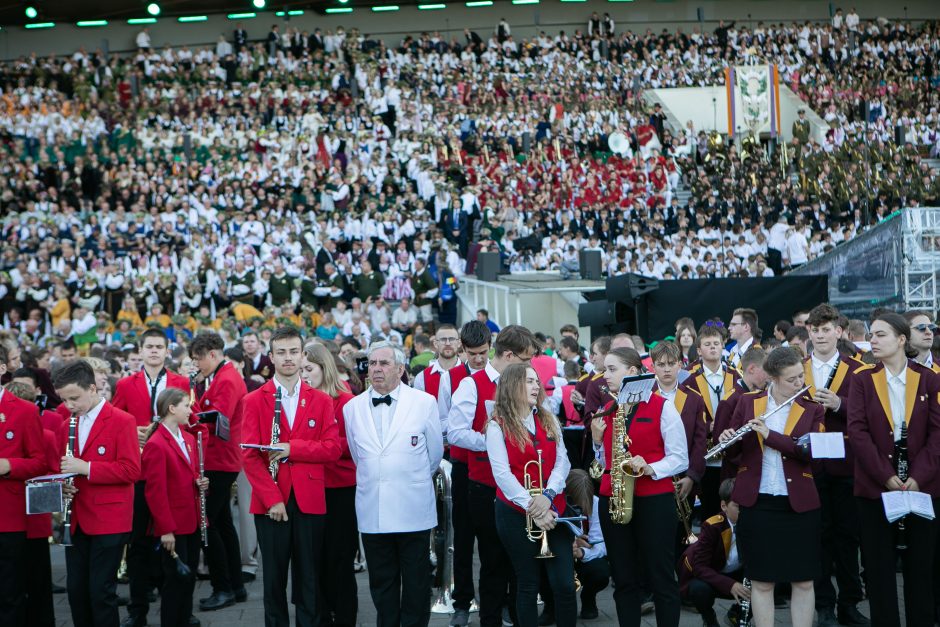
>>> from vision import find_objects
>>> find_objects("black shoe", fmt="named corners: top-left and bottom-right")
top-left (837, 605), bottom-right (870, 626)
top-left (148, 590), bottom-right (157, 603)
top-left (234, 587), bottom-right (248, 602)
top-left (817, 607), bottom-right (839, 627)
top-left (199, 591), bottom-right (236, 611)
top-left (52, 583), bottom-right (66, 594)
top-left (580, 605), bottom-right (599, 620)
top-left (641, 593), bottom-right (654, 615)
top-left (117, 595), bottom-right (130, 607)
top-left (120, 617), bottom-right (146, 627)
top-left (537, 607), bottom-right (555, 626)
top-left (188, 617), bottom-right (200, 627)
top-left (241, 571), bottom-right (256, 583)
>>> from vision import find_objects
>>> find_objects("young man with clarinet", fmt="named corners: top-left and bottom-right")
top-left (803, 305), bottom-right (868, 626)
top-left (847, 312), bottom-right (940, 627)
top-left (241, 326), bottom-right (341, 626)
top-left (0, 343), bottom-right (47, 627)
top-left (53, 360), bottom-right (140, 627)
top-left (111, 329), bottom-right (190, 627)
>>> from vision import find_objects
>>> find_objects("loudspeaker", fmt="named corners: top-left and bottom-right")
top-left (579, 250), bottom-right (603, 281)
top-left (578, 301), bottom-right (614, 328)
top-left (606, 273), bottom-right (660, 303)
top-left (476, 252), bottom-right (500, 282)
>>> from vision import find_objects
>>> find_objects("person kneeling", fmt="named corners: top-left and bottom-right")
top-left (678, 478), bottom-right (749, 627)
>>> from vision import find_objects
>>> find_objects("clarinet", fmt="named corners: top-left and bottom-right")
top-left (269, 387), bottom-right (282, 480)
top-left (197, 431), bottom-right (208, 547)
top-left (62, 414), bottom-right (78, 546)
top-left (738, 577), bottom-right (752, 627)
top-left (895, 421), bottom-right (909, 551)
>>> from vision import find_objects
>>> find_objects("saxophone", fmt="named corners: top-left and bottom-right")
top-left (609, 402), bottom-right (641, 525)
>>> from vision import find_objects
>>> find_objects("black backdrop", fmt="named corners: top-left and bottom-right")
top-left (584, 276), bottom-right (829, 342)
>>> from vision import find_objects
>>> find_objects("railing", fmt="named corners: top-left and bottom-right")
top-left (456, 274), bottom-right (605, 328)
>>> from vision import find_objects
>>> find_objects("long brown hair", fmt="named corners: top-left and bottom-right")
top-left (303, 342), bottom-right (344, 398)
top-left (491, 364), bottom-right (560, 451)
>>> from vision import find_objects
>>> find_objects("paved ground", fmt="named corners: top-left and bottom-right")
top-left (49, 545), bottom-right (902, 626)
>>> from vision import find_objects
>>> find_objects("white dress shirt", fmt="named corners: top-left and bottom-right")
top-left (486, 410), bottom-right (570, 510)
top-left (579, 496), bottom-right (606, 562)
top-left (702, 364), bottom-right (725, 415)
top-left (273, 378), bottom-right (301, 429)
top-left (162, 423), bottom-right (190, 462)
top-left (811, 352), bottom-right (839, 392)
top-left (722, 522), bottom-right (741, 573)
top-left (758, 390), bottom-right (791, 496)
top-left (447, 362), bottom-right (499, 452)
top-left (370, 385), bottom-right (400, 443)
top-left (592, 400), bottom-right (689, 480)
top-left (436, 363), bottom-right (481, 435)
top-left (886, 366), bottom-right (906, 442)
top-left (144, 367), bottom-right (168, 418)
top-left (730, 337), bottom-right (754, 368)
top-left (78, 398), bottom-right (106, 454)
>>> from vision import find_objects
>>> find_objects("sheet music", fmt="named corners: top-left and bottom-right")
top-left (26, 481), bottom-right (64, 515)
top-left (27, 472), bottom-right (78, 482)
top-left (617, 373), bottom-right (656, 405)
top-left (881, 491), bottom-right (936, 522)
top-left (809, 432), bottom-right (846, 459)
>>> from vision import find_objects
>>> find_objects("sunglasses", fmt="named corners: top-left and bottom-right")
top-left (912, 323), bottom-right (939, 333)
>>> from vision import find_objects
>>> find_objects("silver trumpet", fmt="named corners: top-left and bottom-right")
top-left (704, 386), bottom-right (810, 460)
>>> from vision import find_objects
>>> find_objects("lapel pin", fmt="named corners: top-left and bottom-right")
top-left (308, 419), bottom-right (316, 428)
top-left (98, 445), bottom-right (106, 455)
top-left (301, 398), bottom-right (307, 407)
top-left (5, 430), bottom-right (13, 440)
top-left (0, 413), bottom-right (5, 423)
top-left (411, 436), bottom-right (418, 447)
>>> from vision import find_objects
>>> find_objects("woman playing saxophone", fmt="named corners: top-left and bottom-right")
top-left (590, 348), bottom-right (688, 627)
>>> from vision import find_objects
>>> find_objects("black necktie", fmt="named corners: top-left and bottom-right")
top-left (372, 395), bottom-right (392, 407)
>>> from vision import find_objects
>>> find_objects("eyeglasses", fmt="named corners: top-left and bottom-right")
top-left (437, 337), bottom-right (459, 344)
top-left (913, 323), bottom-right (939, 333)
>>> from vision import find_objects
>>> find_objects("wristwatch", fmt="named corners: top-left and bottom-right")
top-left (542, 488), bottom-right (557, 501)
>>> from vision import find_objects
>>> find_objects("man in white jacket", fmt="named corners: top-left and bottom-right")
top-left (344, 341), bottom-right (444, 627)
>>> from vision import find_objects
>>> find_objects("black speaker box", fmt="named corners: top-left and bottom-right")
top-left (606, 273), bottom-right (660, 302)
top-left (476, 252), bottom-right (500, 282)
top-left (578, 301), bottom-right (614, 328)
top-left (579, 250), bottom-right (603, 281)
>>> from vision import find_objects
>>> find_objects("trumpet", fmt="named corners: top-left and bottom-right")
top-left (62, 414), bottom-right (77, 546)
top-left (674, 477), bottom-right (697, 545)
top-left (704, 386), bottom-right (811, 460)
top-left (524, 450), bottom-right (553, 558)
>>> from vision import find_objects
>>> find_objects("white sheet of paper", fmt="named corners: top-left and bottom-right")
top-left (484, 400), bottom-right (496, 417)
top-left (881, 491), bottom-right (910, 523)
top-left (907, 491), bottom-right (936, 520)
top-left (809, 432), bottom-right (846, 458)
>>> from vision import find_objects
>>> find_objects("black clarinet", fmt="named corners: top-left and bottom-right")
top-left (269, 387), bottom-right (282, 480)
top-left (62, 414), bottom-right (78, 546)
top-left (895, 421), bottom-right (909, 551)
top-left (738, 577), bottom-right (751, 627)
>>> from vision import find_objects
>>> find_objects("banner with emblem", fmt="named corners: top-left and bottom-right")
top-left (726, 64), bottom-right (781, 138)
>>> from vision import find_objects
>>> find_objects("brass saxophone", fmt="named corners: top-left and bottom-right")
top-left (609, 403), bottom-right (643, 525)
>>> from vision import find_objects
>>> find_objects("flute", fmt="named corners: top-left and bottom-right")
top-left (197, 431), bottom-right (208, 547)
top-left (705, 386), bottom-right (810, 460)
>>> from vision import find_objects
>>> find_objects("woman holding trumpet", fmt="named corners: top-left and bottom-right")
top-left (718, 346), bottom-right (825, 627)
top-left (486, 363), bottom-right (575, 627)
top-left (141, 387), bottom-right (209, 627)
top-left (590, 347), bottom-right (688, 627)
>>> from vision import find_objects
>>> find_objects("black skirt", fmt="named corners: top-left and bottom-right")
top-left (737, 494), bottom-right (821, 583)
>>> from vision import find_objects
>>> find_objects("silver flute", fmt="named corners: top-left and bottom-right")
top-left (704, 385), bottom-right (810, 460)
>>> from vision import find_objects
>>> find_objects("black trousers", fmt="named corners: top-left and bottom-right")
top-left (857, 495), bottom-right (938, 627)
top-left (599, 493), bottom-right (680, 627)
top-left (360, 529), bottom-right (431, 627)
top-left (205, 470), bottom-right (242, 594)
top-left (127, 481), bottom-right (162, 620)
top-left (814, 473), bottom-right (864, 610)
top-left (0, 531), bottom-right (27, 627)
top-left (160, 533), bottom-right (199, 627)
top-left (494, 501), bottom-right (577, 627)
top-left (25, 536), bottom-right (55, 627)
top-left (684, 575), bottom-right (741, 623)
top-left (698, 466), bottom-right (722, 522)
top-left (321, 486), bottom-right (358, 627)
top-left (542, 556), bottom-right (610, 613)
top-left (561, 428), bottom-right (584, 472)
top-left (450, 460), bottom-right (476, 611)
top-left (65, 529), bottom-right (129, 627)
top-left (468, 480), bottom-right (516, 627)
top-left (255, 493), bottom-right (325, 627)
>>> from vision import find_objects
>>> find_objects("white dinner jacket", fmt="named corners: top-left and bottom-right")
top-left (343, 383), bottom-right (444, 533)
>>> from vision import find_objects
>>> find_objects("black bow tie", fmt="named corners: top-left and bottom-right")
top-left (372, 395), bottom-right (392, 407)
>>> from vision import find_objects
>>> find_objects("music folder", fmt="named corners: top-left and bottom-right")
top-left (26, 482), bottom-right (64, 515)
top-left (196, 410), bottom-right (231, 441)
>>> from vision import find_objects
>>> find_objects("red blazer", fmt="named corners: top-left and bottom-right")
top-left (56, 402), bottom-right (141, 535)
top-left (678, 513), bottom-right (738, 598)
top-left (142, 425), bottom-right (200, 536)
top-left (197, 362), bottom-right (248, 473)
top-left (240, 380), bottom-right (341, 515)
top-left (804, 356), bottom-right (858, 477)
top-left (656, 384), bottom-right (707, 484)
top-left (847, 361), bottom-right (940, 499)
top-left (112, 370), bottom-right (190, 428)
top-left (727, 392), bottom-right (824, 513)
top-left (40, 409), bottom-right (64, 432)
top-left (26, 427), bottom-right (60, 539)
top-left (0, 393), bottom-right (46, 533)
top-left (325, 391), bottom-right (356, 489)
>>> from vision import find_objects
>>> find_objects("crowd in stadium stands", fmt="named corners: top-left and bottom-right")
top-left (0, 11), bottom-right (938, 348)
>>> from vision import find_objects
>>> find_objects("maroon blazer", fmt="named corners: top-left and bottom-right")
top-left (804, 356), bottom-right (858, 477)
top-left (655, 383), bottom-right (707, 483)
top-left (678, 513), bottom-right (738, 598)
top-left (240, 380), bottom-right (341, 515)
top-left (847, 360), bottom-right (940, 499)
top-left (581, 372), bottom-right (610, 425)
top-left (112, 369), bottom-right (191, 428)
top-left (681, 366), bottom-right (737, 432)
top-left (713, 379), bottom-right (754, 480)
top-left (142, 425), bottom-right (200, 537)
top-left (727, 392), bottom-right (825, 513)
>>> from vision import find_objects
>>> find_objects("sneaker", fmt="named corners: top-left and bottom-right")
top-left (537, 607), bottom-right (555, 626)
top-left (449, 608), bottom-right (470, 627)
top-left (502, 606), bottom-right (514, 626)
top-left (836, 604), bottom-right (870, 626)
top-left (641, 593), bottom-right (654, 616)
